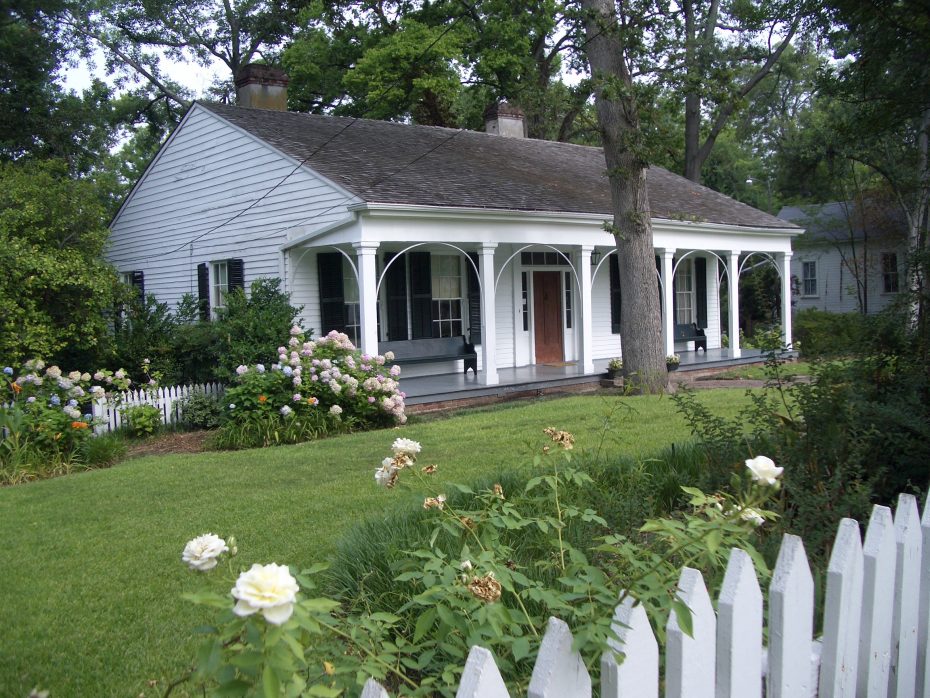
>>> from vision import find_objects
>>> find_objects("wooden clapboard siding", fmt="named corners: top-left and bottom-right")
top-left (108, 105), bottom-right (354, 310)
top-left (591, 268), bottom-right (621, 360)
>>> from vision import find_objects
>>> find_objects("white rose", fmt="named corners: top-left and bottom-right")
top-left (182, 533), bottom-right (229, 571)
top-left (745, 455), bottom-right (783, 486)
top-left (739, 507), bottom-right (766, 527)
top-left (231, 563), bottom-right (299, 625)
top-left (392, 437), bottom-right (422, 457)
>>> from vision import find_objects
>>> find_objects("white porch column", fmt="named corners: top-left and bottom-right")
top-left (579, 246), bottom-right (595, 374)
top-left (353, 242), bottom-right (379, 356)
top-left (661, 249), bottom-right (676, 357)
top-left (728, 251), bottom-right (742, 358)
top-left (779, 251), bottom-right (793, 348)
top-left (479, 243), bottom-right (498, 385)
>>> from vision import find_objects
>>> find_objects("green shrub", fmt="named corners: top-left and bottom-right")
top-left (178, 390), bottom-right (227, 430)
top-left (793, 309), bottom-right (868, 358)
top-left (121, 404), bottom-right (162, 438)
top-left (78, 431), bottom-right (127, 468)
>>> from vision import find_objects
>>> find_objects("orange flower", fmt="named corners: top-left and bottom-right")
top-left (11, 383), bottom-right (21, 393)
top-left (71, 421), bottom-right (89, 430)
top-left (306, 397), bottom-right (318, 406)
top-left (258, 395), bottom-right (267, 403)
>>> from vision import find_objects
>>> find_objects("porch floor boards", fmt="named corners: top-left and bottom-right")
top-left (400, 348), bottom-right (774, 408)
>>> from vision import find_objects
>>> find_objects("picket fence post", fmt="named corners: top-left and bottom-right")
top-left (891, 494), bottom-right (922, 698)
top-left (860, 505), bottom-right (895, 698)
top-left (716, 547), bottom-right (762, 698)
top-left (819, 518), bottom-right (863, 697)
top-left (600, 595), bottom-right (658, 698)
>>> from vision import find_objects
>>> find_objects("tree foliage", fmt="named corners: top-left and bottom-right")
top-left (0, 160), bottom-right (123, 367)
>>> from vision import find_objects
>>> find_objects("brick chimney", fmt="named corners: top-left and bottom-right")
top-left (484, 101), bottom-right (525, 138)
top-left (235, 64), bottom-right (289, 110)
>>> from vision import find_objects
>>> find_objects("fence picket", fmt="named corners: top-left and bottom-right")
top-left (820, 518), bottom-right (864, 697)
top-left (716, 548), bottom-right (762, 698)
top-left (860, 505), bottom-right (895, 698)
top-left (527, 617), bottom-right (590, 698)
top-left (890, 494), bottom-right (922, 698)
top-left (666, 567), bottom-right (715, 698)
top-left (919, 493), bottom-right (930, 698)
top-left (600, 596), bottom-right (658, 698)
top-left (84, 381), bottom-right (225, 434)
top-left (456, 646), bottom-right (510, 698)
top-left (769, 533), bottom-right (815, 698)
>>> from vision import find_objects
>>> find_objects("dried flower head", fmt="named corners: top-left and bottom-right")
top-left (459, 516), bottom-right (476, 530)
top-left (492, 483), bottom-right (505, 500)
top-left (468, 572), bottom-right (502, 603)
top-left (423, 494), bottom-right (446, 510)
top-left (421, 464), bottom-right (438, 475)
top-left (543, 427), bottom-right (575, 450)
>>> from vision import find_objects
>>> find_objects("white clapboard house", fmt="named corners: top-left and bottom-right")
top-left (779, 201), bottom-right (908, 316)
top-left (108, 66), bottom-right (801, 385)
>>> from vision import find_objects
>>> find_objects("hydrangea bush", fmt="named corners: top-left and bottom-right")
top-left (213, 329), bottom-right (407, 449)
top-left (0, 361), bottom-right (132, 483)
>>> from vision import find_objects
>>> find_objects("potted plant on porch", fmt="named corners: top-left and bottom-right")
top-left (666, 354), bottom-right (681, 371)
top-left (606, 357), bottom-right (623, 379)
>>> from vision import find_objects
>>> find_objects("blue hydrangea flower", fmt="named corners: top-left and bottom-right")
top-left (283, 366), bottom-right (293, 376)
top-left (2, 367), bottom-right (12, 376)
top-left (67, 399), bottom-right (78, 407)
top-left (83, 413), bottom-right (92, 421)
top-left (50, 395), bottom-right (61, 406)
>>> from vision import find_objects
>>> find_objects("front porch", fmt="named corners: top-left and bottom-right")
top-left (400, 348), bottom-right (771, 407)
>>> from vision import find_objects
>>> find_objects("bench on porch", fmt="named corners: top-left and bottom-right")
top-left (381, 336), bottom-right (478, 375)
top-left (674, 323), bottom-right (707, 352)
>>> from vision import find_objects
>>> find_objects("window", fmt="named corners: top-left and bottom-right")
top-left (430, 255), bottom-right (463, 337)
top-left (520, 251), bottom-right (569, 266)
top-left (882, 253), bottom-right (900, 293)
top-left (521, 272), bottom-right (529, 331)
top-left (212, 261), bottom-right (229, 312)
top-left (675, 259), bottom-right (694, 324)
top-left (564, 271), bottom-right (573, 329)
top-left (342, 258), bottom-right (360, 345)
top-left (802, 261), bottom-right (817, 296)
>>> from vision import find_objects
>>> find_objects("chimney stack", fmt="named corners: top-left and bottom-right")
top-left (235, 64), bottom-right (289, 110)
top-left (484, 101), bottom-right (525, 138)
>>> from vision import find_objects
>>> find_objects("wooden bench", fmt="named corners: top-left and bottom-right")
top-left (674, 323), bottom-right (707, 352)
top-left (380, 336), bottom-right (478, 374)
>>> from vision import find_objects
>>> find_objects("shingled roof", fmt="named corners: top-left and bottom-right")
top-left (201, 102), bottom-right (796, 230)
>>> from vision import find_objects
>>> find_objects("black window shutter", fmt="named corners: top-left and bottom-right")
top-left (197, 263), bottom-right (210, 320)
top-left (656, 255), bottom-right (663, 306)
top-left (317, 252), bottom-right (346, 333)
top-left (409, 251), bottom-right (433, 339)
top-left (695, 257), bottom-right (707, 328)
top-left (130, 270), bottom-right (144, 300)
top-left (609, 255), bottom-right (622, 334)
top-left (228, 258), bottom-right (245, 291)
top-left (467, 253), bottom-right (481, 344)
top-left (384, 253), bottom-right (409, 341)
top-left (672, 257), bottom-right (678, 319)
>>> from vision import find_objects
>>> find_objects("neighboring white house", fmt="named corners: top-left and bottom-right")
top-left (779, 201), bottom-right (908, 315)
top-left (108, 67), bottom-right (801, 385)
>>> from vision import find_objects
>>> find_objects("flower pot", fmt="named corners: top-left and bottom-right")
top-left (666, 363), bottom-right (679, 372)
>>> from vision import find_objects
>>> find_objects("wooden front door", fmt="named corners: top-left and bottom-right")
top-left (533, 271), bottom-right (564, 363)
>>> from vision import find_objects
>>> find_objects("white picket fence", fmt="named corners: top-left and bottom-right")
top-left (90, 382), bottom-right (224, 434)
top-left (362, 490), bottom-right (930, 698)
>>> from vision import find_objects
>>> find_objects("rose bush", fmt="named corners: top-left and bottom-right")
top-left (212, 329), bottom-right (408, 449)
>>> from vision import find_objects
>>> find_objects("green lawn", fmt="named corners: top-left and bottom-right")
top-left (707, 360), bottom-right (813, 381)
top-left (0, 390), bottom-right (751, 697)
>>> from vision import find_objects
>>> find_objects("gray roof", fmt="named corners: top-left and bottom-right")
top-left (778, 201), bottom-right (906, 244)
top-left (201, 102), bottom-right (796, 230)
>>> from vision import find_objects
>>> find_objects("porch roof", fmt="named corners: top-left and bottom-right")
top-left (200, 102), bottom-right (798, 231)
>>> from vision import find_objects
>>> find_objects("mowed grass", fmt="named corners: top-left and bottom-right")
top-left (0, 389), bottom-right (752, 697)
top-left (707, 360), bottom-right (813, 381)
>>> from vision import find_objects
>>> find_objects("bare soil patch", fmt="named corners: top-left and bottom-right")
top-left (124, 431), bottom-right (212, 459)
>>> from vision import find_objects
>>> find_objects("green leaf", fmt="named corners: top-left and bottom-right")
top-left (414, 607), bottom-right (437, 642)
top-left (671, 599), bottom-right (694, 638)
top-left (307, 685), bottom-right (343, 697)
top-left (512, 636), bottom-right (532, 661)
top-left (705, 529), bottom-right (722, 554)
top-left (262, 664), bottom-right (280, 698)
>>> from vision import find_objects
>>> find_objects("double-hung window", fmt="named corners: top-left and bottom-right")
top-left (431, 255), bottom-right (463, 337)
top-left (212, 261), bottom-right (229, 313)
top-left (342, 258), bottom-right (361, 345)
top-left (802, 261), bottom-right (817, 296)
top-left (675, 259), bottom-right (694, 324)
top-left (882, 253), bottom-right (900, 293)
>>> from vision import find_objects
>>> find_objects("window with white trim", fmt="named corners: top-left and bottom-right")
top-left (431, 255), bottom-right (463, 337)
top-left (882, 253), bottom-right (900, 293)
top-left (343, 257), bottom-right (360, 345)
top-left (675, 259), bottom-right (694, 324)
top-left (802, 261), bottom-right (817, 296)
top-left (212, 261), bottom-right (229, 312)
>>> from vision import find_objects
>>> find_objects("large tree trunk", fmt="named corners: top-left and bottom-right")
top-left (580, 0), bottom-right (667, 392)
